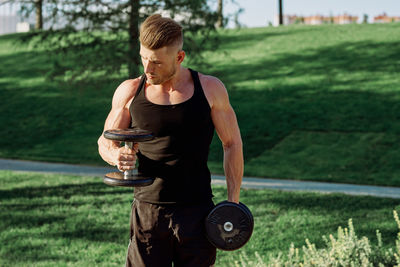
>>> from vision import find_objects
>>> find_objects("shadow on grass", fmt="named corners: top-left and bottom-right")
top-left (246, 191), bottom-right (400, 212)
top-left (1, 211), bottom-right (67, 229)
top-left (218, 40), bottom-right (400, 84)
top-left (0, 181), bottom-right (132, 243)
top-left (239, 189), bottom-right (400, 249)
top-left (0, 182), bottom-right (129, 200)
top-left (2, 244), bottom-right (74, 262)
top-left (214, 27), bottom-right (318, 51)
top-left (0, 37), bottom-right (121, 165)
top-left (208, 40), bottom-right (400, 184)
top-left (0, 60), bottom-right (113, 165)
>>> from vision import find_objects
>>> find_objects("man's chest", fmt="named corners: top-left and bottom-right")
top-left (145, 86), bottom-right (194, 105)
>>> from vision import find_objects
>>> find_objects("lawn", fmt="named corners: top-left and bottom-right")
top-left (1, 171), bottom-right (399, 266)
top-left (1, 23), bottom-right (400, 186)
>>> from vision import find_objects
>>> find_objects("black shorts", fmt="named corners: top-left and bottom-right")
top-left (125, 199), bottom-right (216, 267)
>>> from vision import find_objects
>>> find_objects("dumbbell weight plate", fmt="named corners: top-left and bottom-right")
top-left (104, 129), bottom-right (153, 142)
top-left (104, 172), bottom-right (155, 187)
top-left (205, 201), bottom-right (254, 251)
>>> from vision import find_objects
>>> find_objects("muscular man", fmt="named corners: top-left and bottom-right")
top-left (98, 14), bottom-right (243, 266)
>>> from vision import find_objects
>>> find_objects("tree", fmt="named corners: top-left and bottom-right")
top-left (216, 0), bottom-right (223, 28)
top-left (233, 7), bottom-right (243, 29)
top-left (363, 14), bottom-right (368, 24)
top-left (22, 0), bottom-right (218, 81)
top-left (215, 0), bottom-right (242, 29)
top-left (278, 0), bottom-right (283, 25)
top-left (34, 0), bottom-right (42, 29)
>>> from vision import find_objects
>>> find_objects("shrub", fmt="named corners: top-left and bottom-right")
top-left (237, 210), bottom-right (400, 267)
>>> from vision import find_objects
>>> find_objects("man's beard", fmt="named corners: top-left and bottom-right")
top-left (147, 65), bottom-right (176, 85)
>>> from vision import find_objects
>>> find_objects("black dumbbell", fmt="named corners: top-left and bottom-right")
top-left (205, 201), bottom-right (254, 251)
top-left (103, 128), bottom-right (155, 187)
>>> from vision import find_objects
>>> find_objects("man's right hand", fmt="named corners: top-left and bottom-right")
top-left (113, 143), bottom-right (139, 172)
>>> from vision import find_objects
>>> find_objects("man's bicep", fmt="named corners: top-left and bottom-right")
top-left (103, 106), bottom-right (132, 131)
top-left (212, 103), bottom-right (241, 147)
top-left (208, 79), bottom-right (241, 146)
top-left (103, 79), bottom-right (137, 131)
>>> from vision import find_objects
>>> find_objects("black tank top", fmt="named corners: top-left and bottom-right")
top-left (129, 69), bottom-right (215, 204)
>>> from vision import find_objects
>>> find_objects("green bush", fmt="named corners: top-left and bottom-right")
top-left (236, 211), bottom-right (400, 267)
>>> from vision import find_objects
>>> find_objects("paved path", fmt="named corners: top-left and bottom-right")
top-left (1, 158), bottom-right (400, 199)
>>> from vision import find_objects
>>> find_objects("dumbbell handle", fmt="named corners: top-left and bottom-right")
top-left (124, 142), bottom-right (134, 179)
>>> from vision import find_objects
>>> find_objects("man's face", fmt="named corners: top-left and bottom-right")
top-left (139, 45), bottom-right (181, 85)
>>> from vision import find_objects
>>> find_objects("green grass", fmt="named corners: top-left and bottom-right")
top-left (1, 23), bottom-right (400, 186)
top-left (203, 23), bottom-right (400, 186)
top-left (1, 171), bottom-right (399, 266)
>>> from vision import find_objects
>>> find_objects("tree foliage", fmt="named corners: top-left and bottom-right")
top-left (20, 0), bottom-right (218, 83)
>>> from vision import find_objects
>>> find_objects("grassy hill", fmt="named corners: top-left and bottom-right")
top-left (1, 23), bottom-right (400, 186)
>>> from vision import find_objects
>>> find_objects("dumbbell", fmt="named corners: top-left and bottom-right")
top-left (205, 201), bottom-right (254, 251)
top-left (103, 128), bottom-right (155, 187)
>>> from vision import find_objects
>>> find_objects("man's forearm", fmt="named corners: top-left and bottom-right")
top-left (223, 142), bottom-right (243, 203)
top-left (98, 136), bottom-right (120, 166)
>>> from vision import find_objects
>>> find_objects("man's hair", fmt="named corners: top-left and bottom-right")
top-left (139, 14), bottom-right (183, 50)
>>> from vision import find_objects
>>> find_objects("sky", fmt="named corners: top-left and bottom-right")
top-left (1, 0), bottom-right (399, 27)
top-left (223, 0), bottom-right (400, 27)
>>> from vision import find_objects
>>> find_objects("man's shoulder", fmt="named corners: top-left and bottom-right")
top-left (197, 72), bottom-right (224, 88)
top-left (112, 76), bottom-right (142, 108)
top-left (197, 72), bottom-right (227, 96)
top-left (195, 72), bottom-right (228, 108)
top-left (117, 76), bottom-right (142, 94)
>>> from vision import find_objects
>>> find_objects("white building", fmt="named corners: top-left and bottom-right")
top-left (16, 22), bottom-right (30, 32)
top-left (0, 15), bottom-right (19, 34)
top-left (0, 2), bottom-right (34, 35)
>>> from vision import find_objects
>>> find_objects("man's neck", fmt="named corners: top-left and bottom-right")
top-left (155, 67), bottom-right (188, 93)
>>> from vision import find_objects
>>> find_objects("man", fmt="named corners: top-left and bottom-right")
top-left (97, 14), bottom-right (243, 266)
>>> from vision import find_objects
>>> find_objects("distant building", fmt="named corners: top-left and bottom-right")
top-left (333, 14), bottom-right (359, 24)
top-left (304, 15), bottom-right (326, 25)
top-left (273, 14), bottom-right (298, 26)
top-left (373, 13), bottom-right (400, 23)
top-left (0, 15), bottom-right (19, 35)
top-left (16, 22), bottom-right (31, 32)
top-left (275, 13), bottom-right (359, 26)
top-left (0, 15), bottom-right (35, 35)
